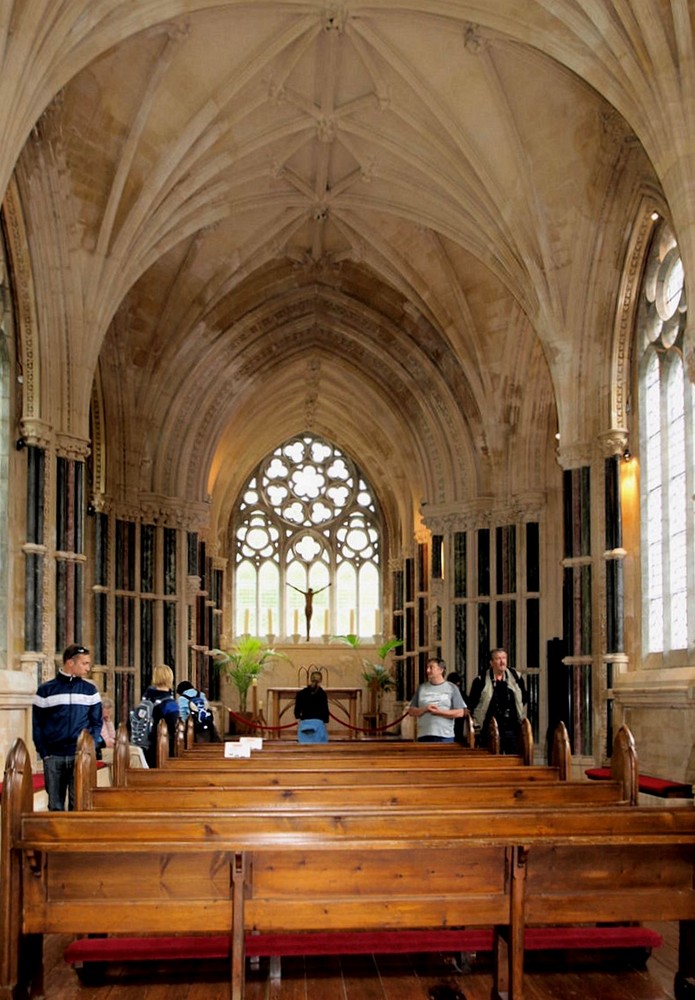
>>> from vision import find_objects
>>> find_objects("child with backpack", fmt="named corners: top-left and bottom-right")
top-left (176, 680), bottom-right (219, 743)
top-left (129, 664), bottom-right (179, 766)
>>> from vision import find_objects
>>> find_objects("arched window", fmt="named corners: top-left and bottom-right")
top-left (233, 434), bottom-right (382, 639)
top-left (637, 222), bottom-right (692, 653)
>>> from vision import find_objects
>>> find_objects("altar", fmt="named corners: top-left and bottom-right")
top-left (267, 686), bottom-right (363, 739)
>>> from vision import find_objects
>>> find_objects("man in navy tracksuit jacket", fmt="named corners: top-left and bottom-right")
top-left (32, 643), bottom-right (103, 810)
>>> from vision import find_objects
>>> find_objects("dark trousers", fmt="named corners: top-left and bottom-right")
top-left (43, 754), bottom-right (75, 811)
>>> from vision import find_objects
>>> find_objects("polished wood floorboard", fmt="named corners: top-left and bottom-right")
top-left (42, 924), bottom-right (679, 1000)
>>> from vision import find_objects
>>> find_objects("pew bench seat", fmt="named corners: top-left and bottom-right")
top-left (586, 767), bottom-right (693, 798)
top-left (64, 924), bottom-right (663, 977)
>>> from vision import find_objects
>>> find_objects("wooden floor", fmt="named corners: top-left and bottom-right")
top-left (43, 923), bottom-right (681, 1000)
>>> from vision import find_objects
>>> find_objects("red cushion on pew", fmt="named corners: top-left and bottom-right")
top-left (65, 925), bottom-right (662, 966)
top-left (0, 761), bottom-right (107, 801)
top-left (586, 767), bottom-right (692, 797)
top-left (638, 775), bottom-right (692, 797)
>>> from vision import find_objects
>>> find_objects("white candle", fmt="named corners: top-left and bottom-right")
top-left (293, 609), bottom-right (299, 633)
top-left (244, 609), bottom-right (250, 634)
top-left (374, 609), bottom-right (380, 634)
top-left (267, 608), bottom-right (273, 633)
top-left (324, 609), bottom-right (329, 633)
top-left (349, 609), bottom-right (355, 634)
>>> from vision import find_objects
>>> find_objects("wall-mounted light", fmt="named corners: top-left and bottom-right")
top-left (650, 211), bottom-right (660, 221)
top-left (15, 437), bottom-right (27, 451)
top-left (623, 448), bottom-right (632, 462)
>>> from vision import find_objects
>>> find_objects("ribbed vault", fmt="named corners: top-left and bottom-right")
top-left (2, 0), bottom-right (685, 557)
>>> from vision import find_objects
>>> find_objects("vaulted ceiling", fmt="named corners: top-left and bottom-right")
top-left (3, 2), bottom-right (680, 550)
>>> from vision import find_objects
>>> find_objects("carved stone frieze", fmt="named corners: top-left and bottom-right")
top-left (422, 492), bottom-right (545, 534)
top-left (138, 493), bottom-right (211, 532)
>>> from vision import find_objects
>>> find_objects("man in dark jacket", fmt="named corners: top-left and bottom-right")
top-left (32, 643), bottom-right (103, 810)
top-left (294, 670), bottom-right (329, 742)
top-left (467, 648), bottom-right (527, 754)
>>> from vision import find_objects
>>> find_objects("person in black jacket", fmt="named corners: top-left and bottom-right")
top-left (294, 670), bottom-right (329, 742)
top-left (32, 643), bottom-right (103, 810)
top-left (467, 648), bottom-right (527, 754)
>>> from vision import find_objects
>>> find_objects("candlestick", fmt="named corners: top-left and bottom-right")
top-left (349, 609), bottom-right (355, 634)
top-left (293, 608), bottom-right (299, 634)
top-left (267, 608), bottom-right (273, 634)
top-left (374, 609), bottom-right (380, 634)
top-left (324, 608), bottom-right (329, 633)
top-left (244, 609), bottom-right (250, 634)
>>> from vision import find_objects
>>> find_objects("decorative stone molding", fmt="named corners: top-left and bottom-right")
top-left (612, 203), bottom-right (655, 429)
top-left (599, 428), bottom-right (628, 458)
top-left (463, 22), bottom-right (487, 54)
top-left (138, 493), bottom-right (211, 532)
top-left (55, 433), bottom-right (90, 461)
top-left (422, 492), bottom-right (545, 534)
top-left (19, 418), bottom-right (52, 450)
top-left (613, 680), bottom-right (695, 708)
top-left (89, 494), bottom-right (113, 515)
top-left (2, 178), bottom-right (39, 422)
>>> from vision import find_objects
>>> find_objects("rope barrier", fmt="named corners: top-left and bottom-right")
top-left (225, 706), bottom-right (410, 737)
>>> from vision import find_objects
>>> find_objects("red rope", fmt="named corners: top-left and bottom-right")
top-left (328, 709), bottom-right (410, 734)
top-left (225, 707), bottom-right (410, 736)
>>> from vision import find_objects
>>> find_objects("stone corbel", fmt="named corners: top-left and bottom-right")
top-left (599, 429), bottom-right (629, 459)
top-left (55, 432), bottom-right (90, 461)
top-left (18, 418), bottom-right (52, 450)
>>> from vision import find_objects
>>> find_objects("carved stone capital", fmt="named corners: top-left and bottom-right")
top-left (599, 428), bottom-right (629, 458)
top-left (55, 432), bottom-right (91, 461)
top-left (19, 418), bottom-right (52, 450)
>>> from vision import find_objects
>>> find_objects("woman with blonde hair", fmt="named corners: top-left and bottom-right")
top-left (140, 664), bottom-right (179, 767)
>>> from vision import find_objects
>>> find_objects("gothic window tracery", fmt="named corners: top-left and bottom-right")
top-left (233, 434), bottom-right (382, 639)
top-left (637, 222), bottom-right (692, 654)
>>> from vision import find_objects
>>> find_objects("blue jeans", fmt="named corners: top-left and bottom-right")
top-left (43, 755), bottom-right (75, 811)
top-left (417, 736), bottom-right (455, 743)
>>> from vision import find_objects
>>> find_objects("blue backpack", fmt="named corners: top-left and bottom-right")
top-left (184, 690), bottom-right (213, 737)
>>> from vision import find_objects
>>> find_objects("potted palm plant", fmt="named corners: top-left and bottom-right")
top-left (335, 634), bottom-right (403, 722)
top-left (211, 637), bottom-right (287, 724)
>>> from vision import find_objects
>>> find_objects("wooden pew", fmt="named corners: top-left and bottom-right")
top-left (169, 716), bottom-right (531, 766)
top-left (83, 777), bottom-right (628, 812)
top-left (82, 722), bottom-right (616, 814)
top-left (3, 733), bottom-right (695, 1000)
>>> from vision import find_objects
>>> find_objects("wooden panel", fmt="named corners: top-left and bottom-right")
top-left (123, 765), bottom-right (559, 788)
top-left (91, 780), bottom-right (624, 812)
top-left (249, 847), bottom-right (508, 898)
top-left (243, 896), bottom-right (508, 933)
top-left (44, 851), bottom-right (230, 900)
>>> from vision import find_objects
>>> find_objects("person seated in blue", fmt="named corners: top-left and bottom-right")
top-left (294, 670), bottom-right (329, 743)
top-left (176, 680), bottom-right (218, 743)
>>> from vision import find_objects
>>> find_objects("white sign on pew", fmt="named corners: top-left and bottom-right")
top-left (239, 736), bottom-right (263, 750)
top-left (223, 742), bottom-right (252, 758)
